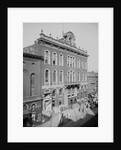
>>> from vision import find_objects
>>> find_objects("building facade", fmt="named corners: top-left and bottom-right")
top-left (23, 31), bottom-right (89, 116)
top-left (87, 71), bottom-right (98, 94)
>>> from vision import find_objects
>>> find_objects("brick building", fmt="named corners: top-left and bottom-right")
top-left (23, 30), bottom-right (89, 118)
top-left (23, 53), bottom-right (44, 126)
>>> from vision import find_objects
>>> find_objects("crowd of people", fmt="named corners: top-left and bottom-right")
top-left (24, 92), bottom-right (98, 127)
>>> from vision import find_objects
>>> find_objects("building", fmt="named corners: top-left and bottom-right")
top-left (87, 71), bottom-right (98, 94)
top-left (23, 30), bottom-right (89, 123)
top-left (23, 52), bottom-right (44, 126)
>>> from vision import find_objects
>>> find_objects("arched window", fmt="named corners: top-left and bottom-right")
top-left (74, 72), bottom-right (76, 82)
top-left (77, 72), bottom-right (80, 82)
top-left (73, 57), bottom-right (75, 67)
top-left (70, 56), bottom-right (72, 67)
top-left (44, 69), bottom-right (50, 85)
top-left (67, 55), bottom-right (70, 67)
top-left (52, 70), bottom-right (57, 84)
top-left (30, 73), bottom-right (35, 96)
top-left (71, 71), bottom-right (73, 82)
top-left (59, 54), bottom-right (63, 66)
top-left (81, 59), bottom-right (83, 69)
top-left (67, 71), bottom-right (70, 82)
top-left (77, 58), bottom-right (80, 68)
top-left (23, 69), bottom-right (29, 98)
top-left (52, 52), bottom-right (57, 65)
top-left (44, 50), bottom-right (50, 64)
top-left (85, 73), bottom-right (87, 82)
top-left (84, 61), bottom-right (87, 69)
top-left (80, 72), bottom-right (82, 82)
top-left (73, 72), bottom-right (75, 82)
top-left (59, 70), bottom-right (63, 84)
top-left (82, 72), bottom-right (84, 83)
top-left (70, 71), bottom-right (72, 82)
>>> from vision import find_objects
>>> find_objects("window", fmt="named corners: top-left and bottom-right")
top-left (70, 71), bottom-right (72, 82)
top-left (59, 54), bottom-right (63, 66)
top-left (44, 69), bottom-right (50, 85)
top-left (67, 55), bottom-right (70, 67)
top-left (73, 57), bottom-right (75, 67)
top-left (74, 72), bottom-right (76, 82)
top-left (59, 70), bottom-right (63, 84)
top-left (30, 73), bottom-right (35, 96)
top-left (44, 50), bottom-right (50, 64)
top-left (73, 72), bottom-right (75, 82)
top-left (82, 72), bottom-right (84, 83)
top-left (70, 56), bottom-right (72, 67)
top-left (77, 72), bottom-right (80, 82)
top-left (59, 88), bottom-right (63, 96)
top-left (23, 69), bottom-right (29, 98)
top-left (77, 58), bottom-right (80, 68)
top-left (84, 61), bottom-right (87, 69)
top-left (81, 59), bottom-right (83, 69)
top-left (67, 71), bottom-right (70, 82)
top-left (52, 52), bottom-right (57, 65)
top-left (52, 70), bottom-right (57, 84)
top-left (80, 72), bottom-right (82, 82)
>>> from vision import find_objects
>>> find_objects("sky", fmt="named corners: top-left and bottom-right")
top-left (23, 23), bottom-right (98, 72)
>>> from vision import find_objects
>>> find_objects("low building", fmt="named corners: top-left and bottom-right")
top-left (23, 53), bottom-right (44, 126)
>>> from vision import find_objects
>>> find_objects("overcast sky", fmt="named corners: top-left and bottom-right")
top-left (23, 23), bottom-right (98, 72)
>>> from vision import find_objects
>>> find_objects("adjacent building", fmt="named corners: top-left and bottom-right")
top-left (23, 30), bottom-right (89, 123)
top-left (87, 71), bottom-right (98, 94)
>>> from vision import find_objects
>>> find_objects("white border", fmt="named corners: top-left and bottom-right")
top-left (8, 8), bottom-right (113, 142)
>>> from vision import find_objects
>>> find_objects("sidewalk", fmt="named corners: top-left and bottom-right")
top-left (36, 113), bottom-right (61, 127)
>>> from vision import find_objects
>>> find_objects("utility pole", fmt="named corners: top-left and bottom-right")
top-left (62, 23), bottom-right (64, 36)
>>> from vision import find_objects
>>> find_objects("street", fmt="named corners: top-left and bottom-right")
top-left (58, 107), bottom-right (98, 127)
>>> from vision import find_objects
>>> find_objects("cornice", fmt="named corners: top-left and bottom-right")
top-left (36, 33), bottom-right (89, 57)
